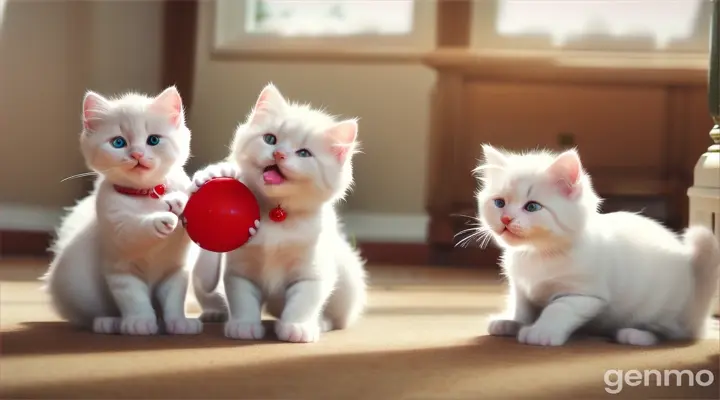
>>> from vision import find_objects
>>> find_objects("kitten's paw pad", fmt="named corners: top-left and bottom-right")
top-left (616, 328), bottom-right (658, 346)
top-left (275, 321), bottom-right (320, 343)
top-left (152, 212), bottom-right (178, 237)
top-left (224, 320), bottom-right (265, 340)
top-left (518, 325), bottom-right (568, 346)
top-left (190, 164), bottom-right (241, 193)
top-left (488, 319), bottom-right (522, 337)
top-left (165, 318), bottom-right (203, 335)
top-left (120, 317), bottom-right (159, 335)
top-left (199, 310), bottom-right (228, 323)
top-left (93, 317), bottom-right (121, 334)
top-left (163, 192), bottom-right (189, 216)
top-left (249, 220), bottom-right (260, 236)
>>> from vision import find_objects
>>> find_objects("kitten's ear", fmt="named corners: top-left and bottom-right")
top-left (248, 83), bottom-right (288, 125)
top-left (324, 119), bottom-right (358, 163)
top-left (547, 149), bottom-right (583, 198)
top-left (151, 86), bottom-right (184, 128)
top-left (82, 91), bottom-right (110, 132)
top-left (481, 144), bottom-right (507, 167)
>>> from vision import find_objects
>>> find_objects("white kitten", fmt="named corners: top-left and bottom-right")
top-left (190, 83), bottom-right (367, 343)
top-left (476, 145), bottom-right (720, 346)
top-left (43, 86), bottom-right (201, 336)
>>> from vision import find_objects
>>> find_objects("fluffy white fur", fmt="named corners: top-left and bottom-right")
top-left (190, 83), bottom-right (367, 343)
top-left (43, 86), bottom-right (201, 336)
top-left (475, 145), bottom-right (720, 346)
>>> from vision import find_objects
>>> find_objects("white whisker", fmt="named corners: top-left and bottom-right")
top-left (60, 171), bottom-right (98, 182)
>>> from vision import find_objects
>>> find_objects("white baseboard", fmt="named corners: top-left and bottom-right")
top-left (0, 203), bottom-right (64, 232)
top-left (0, 204), bottom-right (428, 244)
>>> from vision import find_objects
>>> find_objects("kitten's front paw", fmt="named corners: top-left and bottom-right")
top-left (163, 192), bottom-right (189, 216)
top-left (224, 319), bottom-right (266, 340)
top-left (151, 212), bottom-right (178, 237)
top-left (165, 318), bottom-right (203, 335)
top-left (616, 328), bottom-right (659, 346)
top-left (518, 324), bottom-right (568, 346)
top-left (93, 317), bottom-right (121, 334)
top-left (120, 317), bottom-right (159, 335)
top-left (190, 164), bottom-right (241, 193)
top-left (249, 220), bottom-right (260, 236)
top-left (275, 321), bottom-right (320, 343)
top-left (488, 319), bottom-right (523, 337)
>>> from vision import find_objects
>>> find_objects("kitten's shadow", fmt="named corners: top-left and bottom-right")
top-left (0, 320), bottom-right (280, 356)
top-left (470, 333), bottom-right (702, 349)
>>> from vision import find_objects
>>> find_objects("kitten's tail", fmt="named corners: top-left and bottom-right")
top-left (683, 226), bottom-right (720, 334)
top-left (191, 249), bottom-right (229, 320)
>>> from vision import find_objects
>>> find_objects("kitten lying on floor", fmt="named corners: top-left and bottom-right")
top-left (43, 86), bottom-right (200, 336)
top-left (475, 145), bottom-right (720, 346)
top-left (190, 83), bottom-right (367, 343)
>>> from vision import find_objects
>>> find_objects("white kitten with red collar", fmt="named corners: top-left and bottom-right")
top-left (190, 83), bottom-right (367, 343)
top-left (43, 86), bottom-right (201, 336)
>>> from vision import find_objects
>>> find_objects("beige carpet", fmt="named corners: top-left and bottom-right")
top-left (1, 259), bottom-right (718, 399)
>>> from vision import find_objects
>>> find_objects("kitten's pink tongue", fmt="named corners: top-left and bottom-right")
top-left (263, 169), bottom-right (286, 184)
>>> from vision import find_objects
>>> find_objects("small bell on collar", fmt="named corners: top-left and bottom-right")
top-left (269, 205), bottom-right (287, 222)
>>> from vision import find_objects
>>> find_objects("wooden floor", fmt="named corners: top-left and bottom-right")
top-left (1, 258), bottom-right (718, 400)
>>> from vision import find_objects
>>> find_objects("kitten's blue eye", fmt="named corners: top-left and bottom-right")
top-left (493, 198), bottom-right (506, 208)
top-left (110, 137), bottom-right (127, 149)
top-left (296, 149), bottom-right (312, 158)
top-left (524, 201), bottom-right (543, 212)
top-left (146, 135), bottom-right (161, 146)
top-left (263, 133), bottom-right (277, 145)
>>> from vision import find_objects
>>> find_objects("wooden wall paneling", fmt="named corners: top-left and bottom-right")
top-left (426, 72), bottom-right (465, 246)
top-left (435, 0), bottom-right (471, 48)
top-left (162, 0), bottom-right (198, 112)
top-left (667, 87), bottom-right (716, 228)
top-left (0, 230), bottom-right (52, 258)
top-left (665, 86), bottom-right (685, 229)
top-left (425, 73), bottom-right (506, 267)
top-left (462, 82), bottom-right (667, 173)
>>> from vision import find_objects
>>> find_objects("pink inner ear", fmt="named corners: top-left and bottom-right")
top-left (326, 121), bottom-right (357, 162)
top-left (256, 89), bottom-right (273, 107)
top-left (82, 94), bottom-right (104, 131)
top-left (151, 87), bottom-right (184, 128)
top-left (547, 151), bottom-right (584, 199)
top-left (250, 84), bottom-right (285, 125)
top-left (168, 111), bottom-right (181, 128)
top-left (333, 145), bottom-right (350, 162)
top-left (555, 179), bottom-right (578, 198)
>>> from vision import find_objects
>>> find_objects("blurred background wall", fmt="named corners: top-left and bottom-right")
top-left (0, 0), bottom-right (431, 241)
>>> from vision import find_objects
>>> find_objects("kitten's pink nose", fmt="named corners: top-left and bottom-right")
top-left (273, 151), bottom-right (286, 161)
top-left (130, 151), bottom-right (144, 160)
top-left (501, 215), bottom-right (513, 226)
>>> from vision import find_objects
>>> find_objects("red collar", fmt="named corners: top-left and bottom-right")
top-left (113, 184), bottom-right (166, 199)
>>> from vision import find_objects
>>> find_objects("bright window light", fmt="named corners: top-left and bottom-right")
top-left (497, 0), bottom-right (704, 49)
top-left (244, 0), bottom-right (415, 37)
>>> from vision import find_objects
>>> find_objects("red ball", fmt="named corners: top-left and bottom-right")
top-left (183, 177), bottom-right (260, 253)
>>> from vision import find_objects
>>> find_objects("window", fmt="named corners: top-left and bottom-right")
top-left (213, 0), bottom-right (436, 56)
top-left (471, 0), bottom-right (713, 55)
top-left (246, 0), bottom-right (414, 36)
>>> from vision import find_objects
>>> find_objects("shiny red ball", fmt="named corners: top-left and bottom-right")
top-left (183, 177), bottom-right (260, 253)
